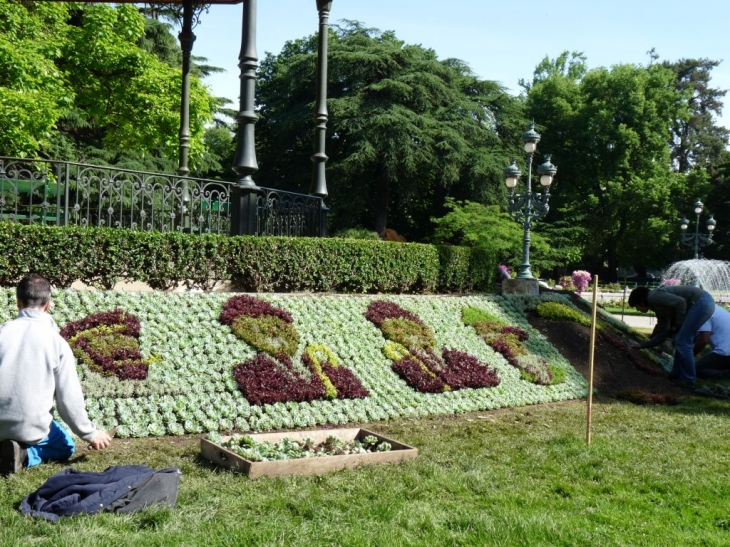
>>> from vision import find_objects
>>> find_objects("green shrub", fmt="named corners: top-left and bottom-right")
top-left (227, 237), bottom-right (441, 293)
top-left (332, 227), bottom-right (380, 240)
top-left (437, 245), bottom-right (494, 293)
top-left (536, 301), bottom-right (592, 327)
top-left (0, 223), bottom-right (493, 294)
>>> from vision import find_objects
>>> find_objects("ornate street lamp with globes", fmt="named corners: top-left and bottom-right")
top-left (680, 198), bottom-right (716, 259)
top-left (503, 123), bottom-right (557, 280)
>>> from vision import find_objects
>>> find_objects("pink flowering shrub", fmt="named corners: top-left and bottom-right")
top-left (498, 264), bottom-right (512, 279)
top-left (366, 301), bottom-right (500, 393)
top-left (571, 270), bottom-right (592, 294)
top-left (663, 278), bottom-right (681, 286)
top-left (60, 309), bottom-right (151, 380)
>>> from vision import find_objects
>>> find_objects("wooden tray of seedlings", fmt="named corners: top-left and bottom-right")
top-left (200, 428), bottom-right (418, 478)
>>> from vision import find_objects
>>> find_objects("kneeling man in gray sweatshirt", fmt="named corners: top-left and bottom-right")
top-left (0, 274), bottom-right (112, 475)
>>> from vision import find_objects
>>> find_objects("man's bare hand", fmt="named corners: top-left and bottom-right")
top-left (88, 430), bottom-right (113, 450)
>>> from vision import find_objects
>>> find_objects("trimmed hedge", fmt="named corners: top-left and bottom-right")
top-left (0, 224), bottom-right (494, 293)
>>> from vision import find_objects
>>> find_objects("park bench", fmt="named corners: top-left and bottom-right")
top-left (0, 178), bottom-right (60, 225)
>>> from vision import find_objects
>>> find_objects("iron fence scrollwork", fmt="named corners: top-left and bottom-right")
top-left (0, 157), bottom-right (326, 238)
top-left (255, 189), bottom-right (324, 237)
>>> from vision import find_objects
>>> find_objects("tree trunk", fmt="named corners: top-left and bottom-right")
top-left (606, 245), bottom-right (619, 283)
top-left (605, 208), bottom-right (629, 282)
top-left (373, 163), bottom-right (391, 234)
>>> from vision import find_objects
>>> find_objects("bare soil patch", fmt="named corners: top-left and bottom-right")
top-left (527, 315), bottom-right (687, 402)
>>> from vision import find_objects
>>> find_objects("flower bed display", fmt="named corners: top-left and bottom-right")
top-left (0, 290), bottom-right (587, 438)
top-left (200, 428), bottom-right (417, 478)
top-left (60, 308), bottom-right (155, 380)
top-left (366, 300), bottom-right (500, 393)
top-left (222, 295), bottom-right (369, 405)
top-left (463, 306), bottom-right (565, 386)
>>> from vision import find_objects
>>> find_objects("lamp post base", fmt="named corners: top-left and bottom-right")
top-left (502, 278), bottom-right (540, 296)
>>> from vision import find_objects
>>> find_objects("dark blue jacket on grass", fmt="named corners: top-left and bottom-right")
top-left (20, 465), bottom-right (181, 522)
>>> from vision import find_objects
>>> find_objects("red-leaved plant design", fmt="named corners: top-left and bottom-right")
top-left (233, 353), bottom-right (327, 406)
top-left (220, 295), bottom-right (293, 325)
top-left (223, 295), bottom-right (369, 405)
top-left (366, 300), bottom-right (500, 393)
top-left (60, 309), bottom-right (150, 380)
top-left (464, 308), bottom-right (559, 386)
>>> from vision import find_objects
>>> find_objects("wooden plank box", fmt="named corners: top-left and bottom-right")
top-left (200, 428), bottom-right (418, 478)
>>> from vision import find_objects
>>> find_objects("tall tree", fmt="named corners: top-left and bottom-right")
top-left (0, 0), bottom-right (70, 157)
top-left (256, 22), bottom-right (528, 239)
top-left (432, 199), bottom-right (561, 277)
top-left (526, 55), bottom-right (690, 278)
top-left (705, 150), bottom-right (730, 258)
top-left (57, 4), bottom-right (215, 166)
top-left (0, 1), bottom-right (217, 172)
top-left (662, 58), bottom-right (729, 174)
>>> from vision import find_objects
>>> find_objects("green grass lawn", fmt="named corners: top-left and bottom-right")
top-left (2, 397), bottom-right (728, 547)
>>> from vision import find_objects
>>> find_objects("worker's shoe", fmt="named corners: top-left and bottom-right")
top-left (695, 386), bottom-right (730, 400)
top-left (697, 369), bottom-right (730, 380)
top-left (0, 440), bottom-right (27, 476)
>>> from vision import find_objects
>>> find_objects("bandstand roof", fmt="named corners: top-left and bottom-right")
top-left (41, 1), bottom-right (244, 4)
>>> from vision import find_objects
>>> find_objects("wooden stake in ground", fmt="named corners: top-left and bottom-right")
top-left (586, 275), bottom-right (599, 446)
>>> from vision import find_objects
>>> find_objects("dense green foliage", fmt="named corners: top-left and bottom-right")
top-left (0, 1), bottom-right (69, 157)
top-left (661, 56), bottom-right (729, 176)
top-left (523, 51), bottom-right (729, 277)
top-left (256, 22), bottom-right (528, 239)
top-left (3, 3), bottom-right (729, 276)
top-left (432, 199), bottom-right (563, 277)
top-left (0, 223), bottom-right (492, 293)
top-left (0, 1), bottom-right (216, 170)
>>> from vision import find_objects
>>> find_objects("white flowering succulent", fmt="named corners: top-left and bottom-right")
top-left (0, 288), bottom-right (590, 438)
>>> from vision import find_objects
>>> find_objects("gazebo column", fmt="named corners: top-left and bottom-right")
top-left (310, 0), bottom-right (332, 237)
top-left (177, 0), bottom-right (196, 229)
top-left (177, 0), bottom-right (195, 179)
top-left (230, 0), bottom-right (260, 236)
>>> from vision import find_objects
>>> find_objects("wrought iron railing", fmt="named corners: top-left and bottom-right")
top-left (0, 157), bottom-right (326, 237)
top-left (256, 188), bottom-right (324, 237)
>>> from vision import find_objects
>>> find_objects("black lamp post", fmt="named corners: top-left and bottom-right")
top-left (680, 198), bottom-right (716, 259)
top-left (503, 123), bottom-right (557, 280)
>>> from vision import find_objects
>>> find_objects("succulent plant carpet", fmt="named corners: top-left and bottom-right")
top-left (0, 289), bottom-right (599, 439)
